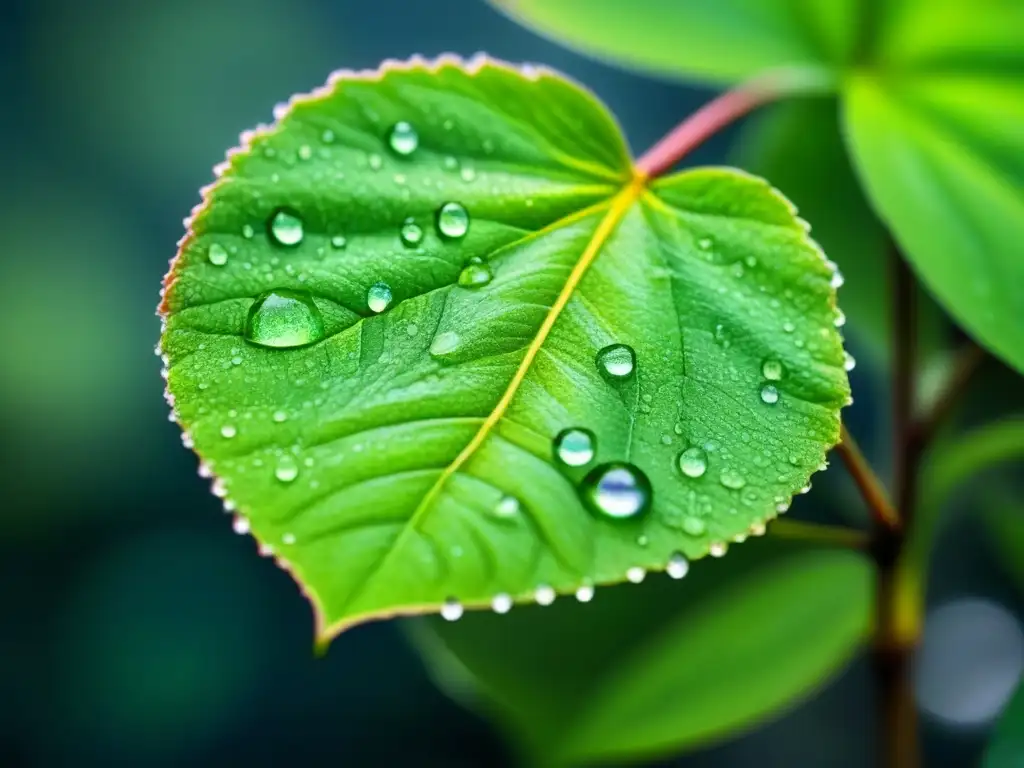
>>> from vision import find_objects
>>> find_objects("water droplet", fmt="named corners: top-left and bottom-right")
top-left (207, 242), bottom-right (228, 266)
top-left (221, 424), bottom-right (237, 439)
top-left (281, 532), bottom-right (297, 546)
top-left (834, 309), bottom-right (847, 327)
top-left (535, 585), bottom-right (555, 606)
top-left (458, 261), bottom-right (492, 288)
top-left (268, 208), bottom-right (304, 247)
top-left (579, 462), bottom-right (652, 520)
top-left (637, 534), bottom-right (649, 547)
top-left (460, 166), bottom-right (476, 183)
top-left (245, 289), bottom-right (325, 349)
top-left (553, 427), bottom-right (595, 467)
top-left (441, 598), bottom-right (463, 621)
top-left (298, 144), bottom-right (312, 161)
top-left (368, 153), bottom-right (383, 170)
top-left (331, 234), bottom-right (347, 249)
top-left (783, 321), bottom-right (796, 333)
top-left (575, 584), bottom-right (594, 602)
top-left (682, 516), bottom-right (706, 536)
top-left (492, 593), bottom-right (513, 614)
top-left (709, 541), bottom-right (729, 557)
top-left (750, 521), bottom-right (767, 536)
top-left (596, 343), bottom-right (636, 379)
top-left (719, 468), bottom-right (747, 489)
top-left (275, 456), bottom-right (299, 483)
top-left (400, 218), bottom-right (423, 247)
top-left (760, 384), bottom-right (780, 404)
top-left (626, 566), bottom-right (646, 584)
top-left (436, 202), bottom-right (470, 239)
top-left (242, 224), bottom-right (255, 239)
top-left (232, 516), bottom-right (250, 534)
top-left (714, 323), bottom-right (730, 347)
top-left (405, 322), bottom-right (419, 337)
top-left (697, 237), bottom-right (713, 251)
top-left (667, 552), bottom-right (689, 579)
top-left (429, 330), bottom-right (460, 358)
top-left (321, 129), bottom-right (335, 144)
top-left (678, 447), bottom-right (708, 478)
top-left (388, 121), bottom-right (419, 156)
top-left (494, 495), bottom-right (520, 518)
top-left (272, 410), bottom-right (288, 423)
top-left (843, 351), bottom-right (857, 371)
top-left (367, 281), bottom-right (393, 313)
top-left (831, 269), bottom-right (845, 289)
top-left (762, 358), bottom-right (784, 381)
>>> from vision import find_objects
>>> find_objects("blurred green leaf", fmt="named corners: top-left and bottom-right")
top-left (489, 0), bottom-right (857, 85)
top-left (161, 56), bottom-right (850, 640)
top-left (843, 0), bottom-right (1024, 374)
top-left (418, 541), bottom-right (872, 765)
top-left (985, 676), bottom-right (1024, 768)
top-left (980, 490), bottom-right (1024, 596)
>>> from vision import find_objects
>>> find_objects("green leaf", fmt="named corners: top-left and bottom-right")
top-left (159, 55), bottom-right (850, 640)
top-left (986, 676), bottom-right (1024, 768)
top-left (979, 489), bottom-right (1024, 597)
top-left (735, 97), bottom-right (944, 363)
top-left (843, 0), bottom-right (1024, 374)
top-left (490, 0), bottom-right (857, 85)
top-left (418, 542), bottom-right (872, 764)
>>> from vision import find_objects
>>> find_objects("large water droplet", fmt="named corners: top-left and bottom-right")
top-left (388, 121), bottom-right (419, 156)
top-left (245, 289), bottom-right (325, 349)
top-left (367, 281), bottom-right (393, 313)
top-left (596, 343), bottom-right (636, 380)
top-left (275, 455), bottom-right (299, 483)
top-left (553, 427), bottom-right (596, 467)
top-left (719, 468), bottom-right (747, 489)
top-left (441, 598), bottom-right (463, 621)
top-left (268, 208), bottom-right (304, 247)
top-left (458, 261), bottom-right (492, 288)
top-left (579, 462), bottom-right (652, 520)
top-left (400, 218), bottom-right (423, 247)
top-left (667, 552), bottom-right (689, 579)
top-left (760, 384), bottom-right (780, 404)
top-left (682, 516), bottom-right (706, 536)
top-left (207, 243), bottom-right (228, 266)
top-left (762, 358), bottom-right (784, 381)
top-left (429, 330), bottom-right (460, 358)
top-left (678, 447), bottom-right (708, 478)
top-left (436, 202), bottom-right (470, 239)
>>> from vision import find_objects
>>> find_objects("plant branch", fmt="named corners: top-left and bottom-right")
top-left (635, 68), bottom-right (831, 178)
top-left (911, 342), bottom-right (985, 451)
top-left (770, 519), bottom-right (869, 549)
top-left (836, 423), bottom-right (901, 532)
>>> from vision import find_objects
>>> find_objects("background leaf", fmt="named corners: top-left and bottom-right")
top-left (489, 0), bottom-right (857, 85)
top-left (160, 56), bottom-right (850, 639)
top-left (985, 676), bottom-right (1024, 768)
top-left (418, 540), bottom-right (872, 765)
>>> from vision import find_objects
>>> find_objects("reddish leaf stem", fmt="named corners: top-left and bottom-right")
top-left (836, 424), bottom-right (901, 532)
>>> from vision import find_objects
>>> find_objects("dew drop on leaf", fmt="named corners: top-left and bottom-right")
top-left (429, 330), bottom-right (460, 358)
top-left (436, 202), bottom-right (470, 239)
top-left (366, 281), bottom-right (393, 313)
top-left (400, 218), bottom-right (423, 247)
top-left (272, 410), bottom-right (288, 423)
top-left (535, 585), bottom-right (556, 606)
top-left (457, 261), bottom-right (493, 288)
top-left (330, 234), bottom-right (347, 249)
top-left (274, 455), bottom-right (299, 483)
top-left (697, 237), bottom-right (713, 251)
top-left (761, 358), bottom-right (785, 381)
top-left (207, 243), bottom-right (228, 266)
top-left (667, 552), bottom-right (689, 579)
top-left (844, 351), bottom-right (857, 371)
top-left (595, 343), bottom-right (636, 379)
top-left (678, 446), bottom-right (708, 478)
top-left (626, 566), bottom-right (646, 583)
top-left (553, 427), bottom-right (596, 467)
top-left (220, 424), bottom-right (237, 439)
top-left (579, 462), bottom-right (652, 520)
top-left (268, 208), bottom-right (304, 247)
top-left (682, 516), bottom-right (706, 536)
top-left (709, 541), bottom-right (729, 557)
top-left (491, 593), bottom-right (513, 614)
top-left (575, 583), bottom-right (595, 602)
top-left (493, 494), bottom-right (520, 518)
top-left (232, 516), bottom-right (250, 535)
top-left (388, 121), bottom-right (419, 156)
top-left (241, 224), bottom-right (255, 239)
top-left (760, 384), bottom-right (780, 404)
top-left (440, 598), bottom-right (463, 621)
top-left (244, 289), bottom-right (325, 349)
top-left (719, 467), bottom-right (747, 490)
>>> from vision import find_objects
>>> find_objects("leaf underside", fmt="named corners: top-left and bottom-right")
top-left (159, 55), bottom-right (850, 640)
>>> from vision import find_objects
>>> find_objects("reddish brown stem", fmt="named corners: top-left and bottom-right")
top-left (837, 423), bottom-right (901, 532)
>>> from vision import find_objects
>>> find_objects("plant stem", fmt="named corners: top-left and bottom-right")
top-left (836, 423), bottom-right (900, 531)
top-left (635, 68), bottom-right (831, 178)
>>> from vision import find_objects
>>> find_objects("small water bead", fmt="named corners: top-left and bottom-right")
top-left (232, 516), bottom-right (250, 535)
top-left (272, 410), bottom-right (288, 423)
top-left (245, 289), bottom-right (325, 349)
top-left (575, 584), bottom-right (595, 603)
top-left (429, 330), bottom-right (460, 357)
top-left (843, 351), bottom-right (857, 371)
top-left (268, 208), bottom-right (304, 246)
top-left (553, 427), bottom-right (596, 467)
top-left (275, 456), bottom-right (299, 483)
top-left (368, 153), bottom-right (383, 170)
top-left (709, 541), bottom-right (729, 558)
top-left (298, 144), bottom-right (313, 161)
top-left (697, 237), bottom-right (713, 251)
top-left (719, 468), bottom-right (747, 490)
top-left (535, 584), bottom-right (556, 606)
top-left (388, 121), bottom-right (419, 156)
top-left (436, 202), bottom-right (470, 239)
top-left (492, 593), bottom-right (513, 614)
top-left (441, 598), bottom-right (463, 621)
top-left (221, 424), bottom-right (237, 439)
top-left (207, 243), bottom-right (228, 266)
top-left (750, 521), bottom-right (767, 536)
top-left (834, 309), bottom-right (847, 328)
top-left (282, 532), bottom-right (297, 545)
top-left (458, 261), bottom-right (493, 288)
top-left (242, 223), bottom-right (255, 239)
top-left (596, 343), bottom-right (636, 379)
top-left (400, 218), bottom-right (423, 246)
top-left (782, 321), bottom-right (796, 333)
top-left (331, 234), bottom-right (347, 249)
top-left (762, 359), bottom-right (785, 381)
top-left (405, 322), bottom-right (419, 337)
top-left (831, 269), bottom-right (845, 289)
top-left (760, 384), bottom-right (780, 404)
top-left (459, 166), bottom-right (476, 182)
top-left (682, 516), bottom-right (706, 536)
top-left (667, 552), bottom-right (690, 579)
top-left (494, 495), bottom-right (520, 518)
top-left (626, 567), bottom-right (646, 584)
top-left (678, 446), bottom-right (708, 478)
top-left (579, 462), bottom-right (652, 520)
top-left (367, 282), bottom-right (393, 313)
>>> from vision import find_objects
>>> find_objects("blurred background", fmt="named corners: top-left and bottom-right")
top-left (1, 0), bottom-right (1021, 765)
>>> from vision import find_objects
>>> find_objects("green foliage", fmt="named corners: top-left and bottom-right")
top-left (160, 56), bottom-right (850, 639)
top-left (420, 540), bottom-right (871, 764)
top-left (986, 677), bottom-right (1024, 768)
